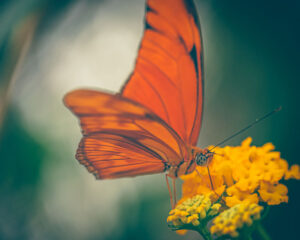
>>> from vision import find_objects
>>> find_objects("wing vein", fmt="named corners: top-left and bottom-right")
top-left (135, 70), bottom-right (171, 123)
top-left (139, 55), bottom-right (177, 88)
top-left (133, 119), bottom-right (182, 159)
top-left (141, 37), bottom-right (178, 63)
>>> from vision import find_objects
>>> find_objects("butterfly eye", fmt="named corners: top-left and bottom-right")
top-left (195, 153), bottom-right (207, 166)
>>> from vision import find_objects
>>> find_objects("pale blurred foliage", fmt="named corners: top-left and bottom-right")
top-left (8, 0), bottom-right (167, 239)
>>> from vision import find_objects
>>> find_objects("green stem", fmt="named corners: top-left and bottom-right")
top-left (261, 206), bottom-right (270, 220)
top-left (240, 228), bottom-right (253, 240)
top-left (197, 225), bottom-right (212, 240)
top-left (256, 223), bottom-right (271, 240)
top-left (246, 235), bottom-right (253, 240)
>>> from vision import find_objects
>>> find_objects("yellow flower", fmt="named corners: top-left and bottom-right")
top-left (285, 164), bottom-right (300, 180)
top-left (210, 202), bottom-right (263, 238)
top-left (258, 182), bottom-right (288, 205)
top-left (181, 165), bottom-right (226, 203)
top-left (181, 137), bottom-right (299, 206)
top-left (167, 194), bottom-right (221, 229)
top-left (225, 185), bottom-right (259, 207)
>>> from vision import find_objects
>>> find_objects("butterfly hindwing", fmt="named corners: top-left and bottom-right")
top-left (64, 89), bottom-right (188, 179)
top-left (77, 133), bottom-right (167, 179)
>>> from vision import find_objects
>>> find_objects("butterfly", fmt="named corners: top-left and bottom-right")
top-left (64, 0), bottom-right (213, 205)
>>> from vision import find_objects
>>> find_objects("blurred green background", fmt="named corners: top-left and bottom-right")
top-left (0, 0), bottom-right (299, 239)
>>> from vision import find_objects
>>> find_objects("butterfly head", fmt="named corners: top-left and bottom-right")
top-left (194, 149), bottom-right (214, 166)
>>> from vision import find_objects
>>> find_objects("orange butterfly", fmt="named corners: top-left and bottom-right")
top-left (64, 0), bottom-right (212, 205)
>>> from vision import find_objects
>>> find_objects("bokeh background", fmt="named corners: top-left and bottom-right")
top-left (0, 0), bottom-right (299, 239)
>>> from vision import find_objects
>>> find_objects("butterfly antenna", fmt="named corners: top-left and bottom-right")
top-left (209, 106), bottom-right (282, 151)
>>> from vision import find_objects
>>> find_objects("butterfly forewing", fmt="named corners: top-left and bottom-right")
top-left (121, 0), bottom-right (203, 146)
top-left (64, 89), bottom-right (188, 179)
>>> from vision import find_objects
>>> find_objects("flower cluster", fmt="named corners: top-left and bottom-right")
top-left (181, 137), bottom-right (300, 207)
top-left (167, 137), bottom-right (300, 239)
top-left (167, 195), bottom-right (221, 227)
top-left (210, 202), bottom-right (263, 238)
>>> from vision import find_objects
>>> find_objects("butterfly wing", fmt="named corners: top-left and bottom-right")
top-left (64, 89), bottom-right (188, 179)
top-left (121, 0), bottom-right (203, 146)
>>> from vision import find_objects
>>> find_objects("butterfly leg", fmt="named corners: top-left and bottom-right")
top-left (206, 165), bottom-right (227, 205)
top-left (206, 165), bottom-right (215, 192)
top-left (172, 178), bottom-right (177, 206)
top-left (165, 174), bottom-right (175, 209)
